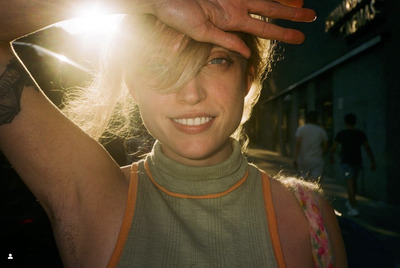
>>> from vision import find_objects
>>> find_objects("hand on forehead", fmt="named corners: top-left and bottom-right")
top-left (149, 0), bottom-right (316, 58)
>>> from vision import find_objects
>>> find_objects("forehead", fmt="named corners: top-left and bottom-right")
top-left (119, 15), bottom-right (248, 62)
top-left (119, 15), bottom-right (250, 89)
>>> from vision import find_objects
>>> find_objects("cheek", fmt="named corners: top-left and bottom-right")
top-left (128, 87), bottom-right (158, 129)
top-left (216, 77), bottom-right (247, 105)
top-left (212, 83), bottom-right (246, 124)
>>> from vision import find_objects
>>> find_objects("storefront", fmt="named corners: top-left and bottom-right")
top-left (250, 0), bottom-right (400, 203)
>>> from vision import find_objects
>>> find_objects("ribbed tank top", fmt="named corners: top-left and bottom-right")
top-left (108, 140), bottom-right (285, 267)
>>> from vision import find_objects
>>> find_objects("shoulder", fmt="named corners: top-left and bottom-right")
top-left (258, 170), bottom-right (322, 218)
top-left (277, 175), bottom-right (322, 195)
top-left (268, 175), bottom-right (316, 223)
top-left (270, 175), bottom-right (324, 222)
top-left (265, 175), bottom-right (314, 266)
top-left (272, 175), bottom-right (347, 267)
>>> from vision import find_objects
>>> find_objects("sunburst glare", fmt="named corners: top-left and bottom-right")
top-left (58, 4), bottom-right (122, 36)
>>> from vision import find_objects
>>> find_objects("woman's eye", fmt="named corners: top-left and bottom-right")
top-left (208, 57), bottom-right (231, 66)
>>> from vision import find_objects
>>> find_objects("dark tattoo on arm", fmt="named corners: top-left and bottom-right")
top-left (0, 58), bottom-right (38, 125)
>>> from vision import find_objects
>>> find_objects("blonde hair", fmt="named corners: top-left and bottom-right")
top-left (62, 15), bottom-right (274, 152)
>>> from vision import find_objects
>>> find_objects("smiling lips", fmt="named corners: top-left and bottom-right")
top-left (172, 116), bottom-right (214, 133)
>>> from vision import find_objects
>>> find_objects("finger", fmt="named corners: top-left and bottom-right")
top-left (241, 18), bottom-right (306, 44)
top-left (272, 0), bottom-right (304, 8)
top-left (191, 24), bottom-right (252, 58)
top-left (248, 1), bottom-right (316, 22)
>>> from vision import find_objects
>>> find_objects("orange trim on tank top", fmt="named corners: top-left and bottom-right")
top-left (107, 164), bottom-right (285, 267)
top-left (261, 171), bottom-right (286, 268)
top-left (107, 163), bottom-right (139, 268)
top-left (144, 160), bottom-right (249, 199)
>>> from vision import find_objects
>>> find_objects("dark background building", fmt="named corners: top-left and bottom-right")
top-left (248, 0), bottom-right (399, 204)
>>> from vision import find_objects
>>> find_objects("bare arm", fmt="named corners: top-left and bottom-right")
top-left (321, 199), bottom-right (348, 267)
top-left (0, 52), bottom-right (128, 266)
top-left (0, 0), bottom-right (316, 57)
top-left (0, 3), bottom-right (131, 265)
top-left (363, 141), bottom-right (376, 171)
top-left (272, 177), bottom-right (347, 267)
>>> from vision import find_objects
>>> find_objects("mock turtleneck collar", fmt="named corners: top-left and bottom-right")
top-left (144, 139), bottom-right (248, 196)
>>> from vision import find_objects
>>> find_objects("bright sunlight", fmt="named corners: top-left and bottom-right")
top-left (57, 4), bottom-right (122, 36)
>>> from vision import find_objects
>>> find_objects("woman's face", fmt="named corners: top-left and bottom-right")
top-left (130, 46), bottom-right (251, 166)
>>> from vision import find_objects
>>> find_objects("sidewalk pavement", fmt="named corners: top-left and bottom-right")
top-left (247, 147), bottom-right (400, 267)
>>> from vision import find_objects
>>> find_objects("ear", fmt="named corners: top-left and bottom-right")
top-left (245, 66), bottom-right (255, 96)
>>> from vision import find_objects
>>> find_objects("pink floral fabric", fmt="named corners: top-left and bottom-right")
top-left (281, 178), bottom-right (334, 268)
top-left (293, 182), bottom-right (334, 268)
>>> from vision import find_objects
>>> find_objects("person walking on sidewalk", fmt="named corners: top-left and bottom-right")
top-left (330, 113), bottom-right (376, 216)
top-left (293, 111), bottom-right (328, 182)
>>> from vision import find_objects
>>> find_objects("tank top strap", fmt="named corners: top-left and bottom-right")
top-left (260, 170), bottom-right (286, 268)
top-left (108, 162), bottom-right (139, 268)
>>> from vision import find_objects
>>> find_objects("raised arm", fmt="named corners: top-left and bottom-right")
top-left (0, 0), bottom-right (315, 58)
top-left (0, 2), bottom-right (132, 266)
top-left (0, 37), bottom-right (130, 268)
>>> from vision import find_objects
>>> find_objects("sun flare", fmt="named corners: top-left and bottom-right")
top-left (58, 4), bottom-right (122, 36)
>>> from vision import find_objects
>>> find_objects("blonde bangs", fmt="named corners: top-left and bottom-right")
top-left (118, 15), bottom-right (213, 94)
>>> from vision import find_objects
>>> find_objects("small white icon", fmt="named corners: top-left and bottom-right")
top-left (8, 253), bottom-right (13, 260)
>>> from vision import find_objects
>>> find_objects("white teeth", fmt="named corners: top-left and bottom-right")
top-left (174, 117), bottom-right (212, 126)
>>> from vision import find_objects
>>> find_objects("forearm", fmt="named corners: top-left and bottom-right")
top-left (362, 142), bottom-right (375, 163)
top-left (0, 1), bottom-right (71, 42)
top-left (366, 148), bottom-right (375, 163)
top-left (0, 0), bottom-right (153, 43)
top-left (1, 0), bottom-right (316, 59)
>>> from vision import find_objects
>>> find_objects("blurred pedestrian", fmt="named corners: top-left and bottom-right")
top-left (331, 113), bottom-right (376, 216)
top-left (293, 111), bottom-right (328, 181)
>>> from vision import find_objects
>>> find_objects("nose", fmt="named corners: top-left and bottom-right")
top-left (177, 77), bottom-right (206, 105)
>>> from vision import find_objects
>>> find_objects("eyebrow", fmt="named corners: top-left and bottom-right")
top-left (209, 46), bottom-right (244, 59)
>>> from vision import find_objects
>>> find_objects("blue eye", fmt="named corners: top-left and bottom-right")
top-left (210, 58), bottom-right (224, 65)
top-left (208, 57), bottom-right (232, 66)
